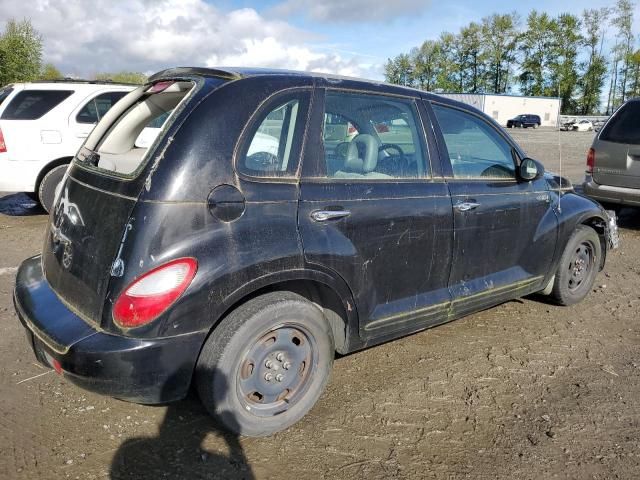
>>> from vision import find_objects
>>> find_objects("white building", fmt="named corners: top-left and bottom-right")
top-left (438, 93), bottom-right (561, 127)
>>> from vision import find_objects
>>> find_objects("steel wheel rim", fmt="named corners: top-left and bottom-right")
top-left (236, 324), bottom-right (316, 417)
top-left (567, 241), bottom-right (594, 292)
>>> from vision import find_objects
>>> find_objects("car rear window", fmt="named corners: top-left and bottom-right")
top-left (1, 90), bottom-right (74, 120)
top-left (77, 80), bottom-right (198, 177)
top-left (76, 91), bottom-right (129, 124)
top-left (0, 86), bottom-right (13, 107)
top-left (600, 101), bottom-right (640, 145)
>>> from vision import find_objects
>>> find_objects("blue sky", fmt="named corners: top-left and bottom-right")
top-left (0, 0), bottom-right (637, 80)
top-left (230, 0), bottom-right (638, 74)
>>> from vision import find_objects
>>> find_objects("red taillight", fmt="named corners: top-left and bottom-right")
top-left (113, 258), bottom-right (197, 328)
top-left (52, 358), bottom-right (62, 375)
top-left (586, 148), bottom-right (595, 173)
top-left (0, 127), bottom-right (6, 153)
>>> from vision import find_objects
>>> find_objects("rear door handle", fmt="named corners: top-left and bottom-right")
top-left (454, 201), bottom-right (480, 212)
top-left (310, 209), bottom-right (351, 222)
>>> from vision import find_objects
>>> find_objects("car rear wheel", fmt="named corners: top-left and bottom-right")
top-left (550, 225), bottom-right (601, 306)
top-left (196, 291), bottom-right (334, 437)
top-left (532, 123), bottom-right (538, 129)
top-left (38, 164), bottom-right (68, 213)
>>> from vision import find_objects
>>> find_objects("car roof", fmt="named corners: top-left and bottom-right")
top-left (149, 66), bottom-right (447, 101)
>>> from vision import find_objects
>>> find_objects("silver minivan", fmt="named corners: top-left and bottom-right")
top-left (583, 98), bottom-right (640, 208)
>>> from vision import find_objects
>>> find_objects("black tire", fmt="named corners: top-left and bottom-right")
top-left (38, 164), bottom-right (68, 213)
top-left (550, 225), bottom-right (601, 306)
top-left (196, 291), bottom-right (334, 437)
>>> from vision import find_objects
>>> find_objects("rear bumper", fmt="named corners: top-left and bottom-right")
top-left (13, 255), bottom-right (207, 404)
top-left (582, 175), bottom-right (640, 206)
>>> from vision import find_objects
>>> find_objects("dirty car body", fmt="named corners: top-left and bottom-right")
top-left (14, 68), bottom-right (618, 436)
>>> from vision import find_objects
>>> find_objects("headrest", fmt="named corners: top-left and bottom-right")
top-left (345, 134), bottom-right (379, 173)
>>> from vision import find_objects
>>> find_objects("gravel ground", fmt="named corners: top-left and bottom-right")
top-left (1, 128), bottom-right (639, 480)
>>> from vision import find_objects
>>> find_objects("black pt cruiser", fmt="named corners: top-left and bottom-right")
top-left (14, 68), bottom-right (619, 437)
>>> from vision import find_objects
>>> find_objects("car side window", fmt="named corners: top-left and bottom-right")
top-left (239, 91), bottom-right (310, 177)
top-left (76, 91), bottom-right (128, 124)
top-left (1, 90), bottom-right (74, 120)
top-left (321, 91), bottom-right (428, 179)
top-left (432, 104), bottom-right (515, 179)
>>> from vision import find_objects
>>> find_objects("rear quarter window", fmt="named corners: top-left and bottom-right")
top-left (237, 90), bottom-right (311, 178)
top-left (1, 90), bottom-right (74, 120)
top-left (600, 101), bottom-right (640, 145)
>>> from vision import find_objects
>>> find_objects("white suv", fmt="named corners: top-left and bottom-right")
top-left (0, 81), bottom-right (136, 211)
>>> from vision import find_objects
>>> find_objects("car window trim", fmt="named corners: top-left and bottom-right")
top-left (428, 99), bottom-right (522, 182)
top-left (303, 87), bottom-right (434, 182)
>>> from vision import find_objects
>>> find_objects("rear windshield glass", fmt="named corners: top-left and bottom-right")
top-left (77, 81), bottom-right (196, 177)
top-left (600, 101), bottom-right (640, 145)
top-left (76, 91), bottom-right (129, 124)
top-left (0, 86), bottom-right (13, 107)
top-left (1, 90), bottom-right (74, 120)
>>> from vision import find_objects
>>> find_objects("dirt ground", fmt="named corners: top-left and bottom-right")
top-left (1, 128), bottom-right (639, 480)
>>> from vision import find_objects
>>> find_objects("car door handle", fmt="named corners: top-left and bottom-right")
top-left (454, 201), bottom-right (480, 212)
top-left (310, 209), bottom-right (351, 222)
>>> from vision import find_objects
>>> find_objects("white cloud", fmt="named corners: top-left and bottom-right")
top-left (272, 0), bottom-right (431, 22)
top-left (0, 0), bottom-right (380, 78)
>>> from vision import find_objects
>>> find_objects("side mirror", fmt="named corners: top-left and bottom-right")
top-left (519, 158), bottom-right (544, 181)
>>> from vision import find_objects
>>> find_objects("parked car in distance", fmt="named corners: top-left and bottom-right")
top-left (573, 120), bottom-right (594, 132)
top-left (561, 118), bottom-right (577, 131)
top-left (506, 114), bottom-right (541, 128)
top-left (583, 98), bottom-right (640, 208)
top-left (0, 80), bottom-right (137, 211)
top-left (14, 68), bottom-right (619, 437)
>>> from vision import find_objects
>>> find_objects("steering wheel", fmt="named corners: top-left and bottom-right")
top-left (378, 143), bottom-right (405, 159)
top-left (333, 142), bottom-right (351, 160)
top-left (377, 143), bottom-right (407, 176)
top-left (246, 151), bottom-right (279, 171)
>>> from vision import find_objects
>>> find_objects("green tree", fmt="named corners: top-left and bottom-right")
top-left (579, 8), bottom-right (610, 114)
top-left (458, 22), bottom-right (485, 93)
top-left (628, 49), bottom-right (640, 97)
top-left (481, 13), bottom-right (520, 93)
top-left (94, 71), bottom-right (147, 84)
top-left (409, 40), bottom-right (442, 91)
top-left (0, 19), bottom-right (43, 86)
top-left (40, 63), bottom-right (63, 80)
top-left (435, 32), bottom-right (460, 92)
top-left (518, 10), bottom-right (554, 96)
top-left (548, 13), bottom-right (583, 113)
top-left (613, 0), bottom-right (635, 102)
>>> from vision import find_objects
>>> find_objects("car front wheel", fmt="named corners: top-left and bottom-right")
top-left (196, 291), bottom-right (334, 437)
top-left (550, 225), bottom-right (601, 306)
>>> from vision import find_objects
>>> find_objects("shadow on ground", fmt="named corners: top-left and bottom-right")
top-left (110, 369), bottom-right (254, 480)
top-left (616, 207), bottom-right (640, 231)
top-left (0, 192), bottom-right (45, 216)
